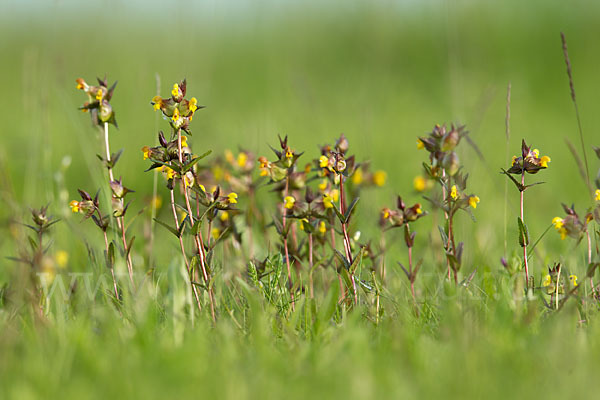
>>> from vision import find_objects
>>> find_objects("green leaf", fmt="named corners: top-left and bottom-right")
top-left (126, 236), bottom-right (135, 257)
top-left (178, 215), bottom-right (189, 237)
top-left (105, 242), bottom-right (115, 269)
top-left (343, 197), bottom-right (360, 223)
top-left (331, 203), bottom-right (345, 224)
top-left (110, 149), bottom-right (124, 168)
top-left (517, 217), bottom-right (529, 247)
top-left (500, 168), bottom-right (524, 191)
top-left (153, 218), bottom-right (180, 238)
top-left (182, 150), bottom-right (212, 172)
top-left (333, 249), bottom-right (351, 271)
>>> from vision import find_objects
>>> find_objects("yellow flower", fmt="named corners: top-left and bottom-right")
top-left (162, 166), bottom-right (176, 180)
top-left (319, 155), bottom-right (329, 168)
top-left (595, 189), bottom-right (600, 201)
top-left (220, 211), bottom-right (229, 221)
top-left (298, 218), bottom-right (309, 231)
top-left (450, 185), bottom-right (458, 200)
top-left (416, 206), bottom-right (423, 215)
top-left (95, 88), bottom-right (103, 101)
top-left (69, 200), bottom-right (80, 213)
top-left (171, 83), bottom-right (180, 98)
top-left (569, 275), bottom-right (578, 287)
top-left (318, 179), bottom-right (328, 192)
top-left (55, 250), bottom-right (69, 269)
top-left (532, 148), bottom-right (540, 158)
top-left (152, 95), bottom-right (162, 111)
top-left (559, 227), bottom-right (567, 240)
top-left (540, 155), bottom-right (551, 168)
top-left (237, 152), bottom-right (248, 168)
top-left (542, 274), bottom-right (552, 287)
top-left (285, 149), bottom-right (294, 159)
top-left (373, 170), bottom-right (386, 187)
top-left (552, 217), bottom-right (564, 229)
top-left (172, 108), bottom-right (180, 123)
top-left (75, 78), bottom-right (86, 90)
top-left (284, 195), bottom-right (295, 209)
top-left (304, 163), bottom-right (312, 174)
top-left (211, 228), bottom-right (221, 240)
top-left (468, 195), bottom-right (480, 209)
top-left (189, 97), bottom-right (198, 113)
top-left (199, 184), bottom-right (206, 192)
top-left (318, 221), bottom-right (327, 235)
top-left (323, 194), bottom-right (334, 209)
top-left (180, 136), bottom-right (188, 148)
top-left (511, 155), bottom-right (517, 166)
top-left (212, 165), bottom-right (224, 181)
top-left (413, 176), bottom-right (426, 192)
top-left (382, 209), bottom-right (390, 219)
top-left (329, 189), bottom-right (340, 202)
top-left (228, 192), bottom-right (238, 204)
top-left (142, 146), bottom-right (150, 160)
top-left (416, 139), bottom-right (425, 150)
top-left (352, 168), bottom-right (363, 185)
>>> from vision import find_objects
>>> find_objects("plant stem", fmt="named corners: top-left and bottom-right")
top-left (103, 122), bottom-right (134, 287)
top-left (176, 129), bottom-right (215, 322)
top-left (282, 175), bottom-right (295, 309)
top-left (330, 226), bottom-right (346, 301)
top-left (308, 231), bottom-right (314, 299)
top-left (169, 189), bottom-right (202, 313)
top-left (442, 168), bottom-right (452, 281)
top-left (339, 174), bottom-right (358, 305)
top-left (102, 229), bottom-right (119, 301)
top-left (587, 230), bottom-right (595, 298)
top-left (520, 172), bottom-right (529, 285)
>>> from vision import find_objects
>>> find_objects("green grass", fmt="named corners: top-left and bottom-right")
top-left (2, 0), bottom-right (600, 398)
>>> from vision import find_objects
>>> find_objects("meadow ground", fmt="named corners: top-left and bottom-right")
top-left (2, 1), bottom-right (600, 398)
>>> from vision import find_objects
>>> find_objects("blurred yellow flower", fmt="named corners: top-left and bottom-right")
top-left (416, 139), bottom-right (425, 150)
top-left (142, 146), bottom-right (150, 160)
top-left (151, 196), bottom-right (162, 210)
top-left (569, 274), bottom-right (578, 287)
top-left (318, 221), bottom-right (327, 235)
top-left (189, 97), bottom-right (198, 113)
top-left (211, 228), bottom-right (221, 240)
top-left (228, 192), bottom-right (238, 204)
top-left (323, 194), bottom-right (334, 209)
top-left (352, 168), bottom-right (363, 185)
top-left (319, 156), bottom-right (329, 168)
top-left (373, 170), bottom-right (386, 187)
top-left (413, 176), bottom-right (426, 192)
top-left (468, 195), bottom-right (480, 209)
top-left (237, 152), bottom-right (248, 168)
top-left (171, 83), bottom-right (180, 98)
top-left (172, 108), bottom-right (180, 123)
top-left (284, 196), bottom-right (295, 209)
top-left (318, 179), bottom-right (328, 192)
top-left (540, 155), bottom-right (551, 168)
top-left (220, 211), bottom-right (229, 221)
top-left (595, 189), bottom-right (600, 201)
top-left (450, 185), bottom-right (458, 200)
top-left (55, 250), bottom-right (69, 269)
top-left (69, 200), bottom-right (80, 213)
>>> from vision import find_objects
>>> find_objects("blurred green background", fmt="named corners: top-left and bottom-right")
top-left (2, 1), bottom-right (600, 398)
